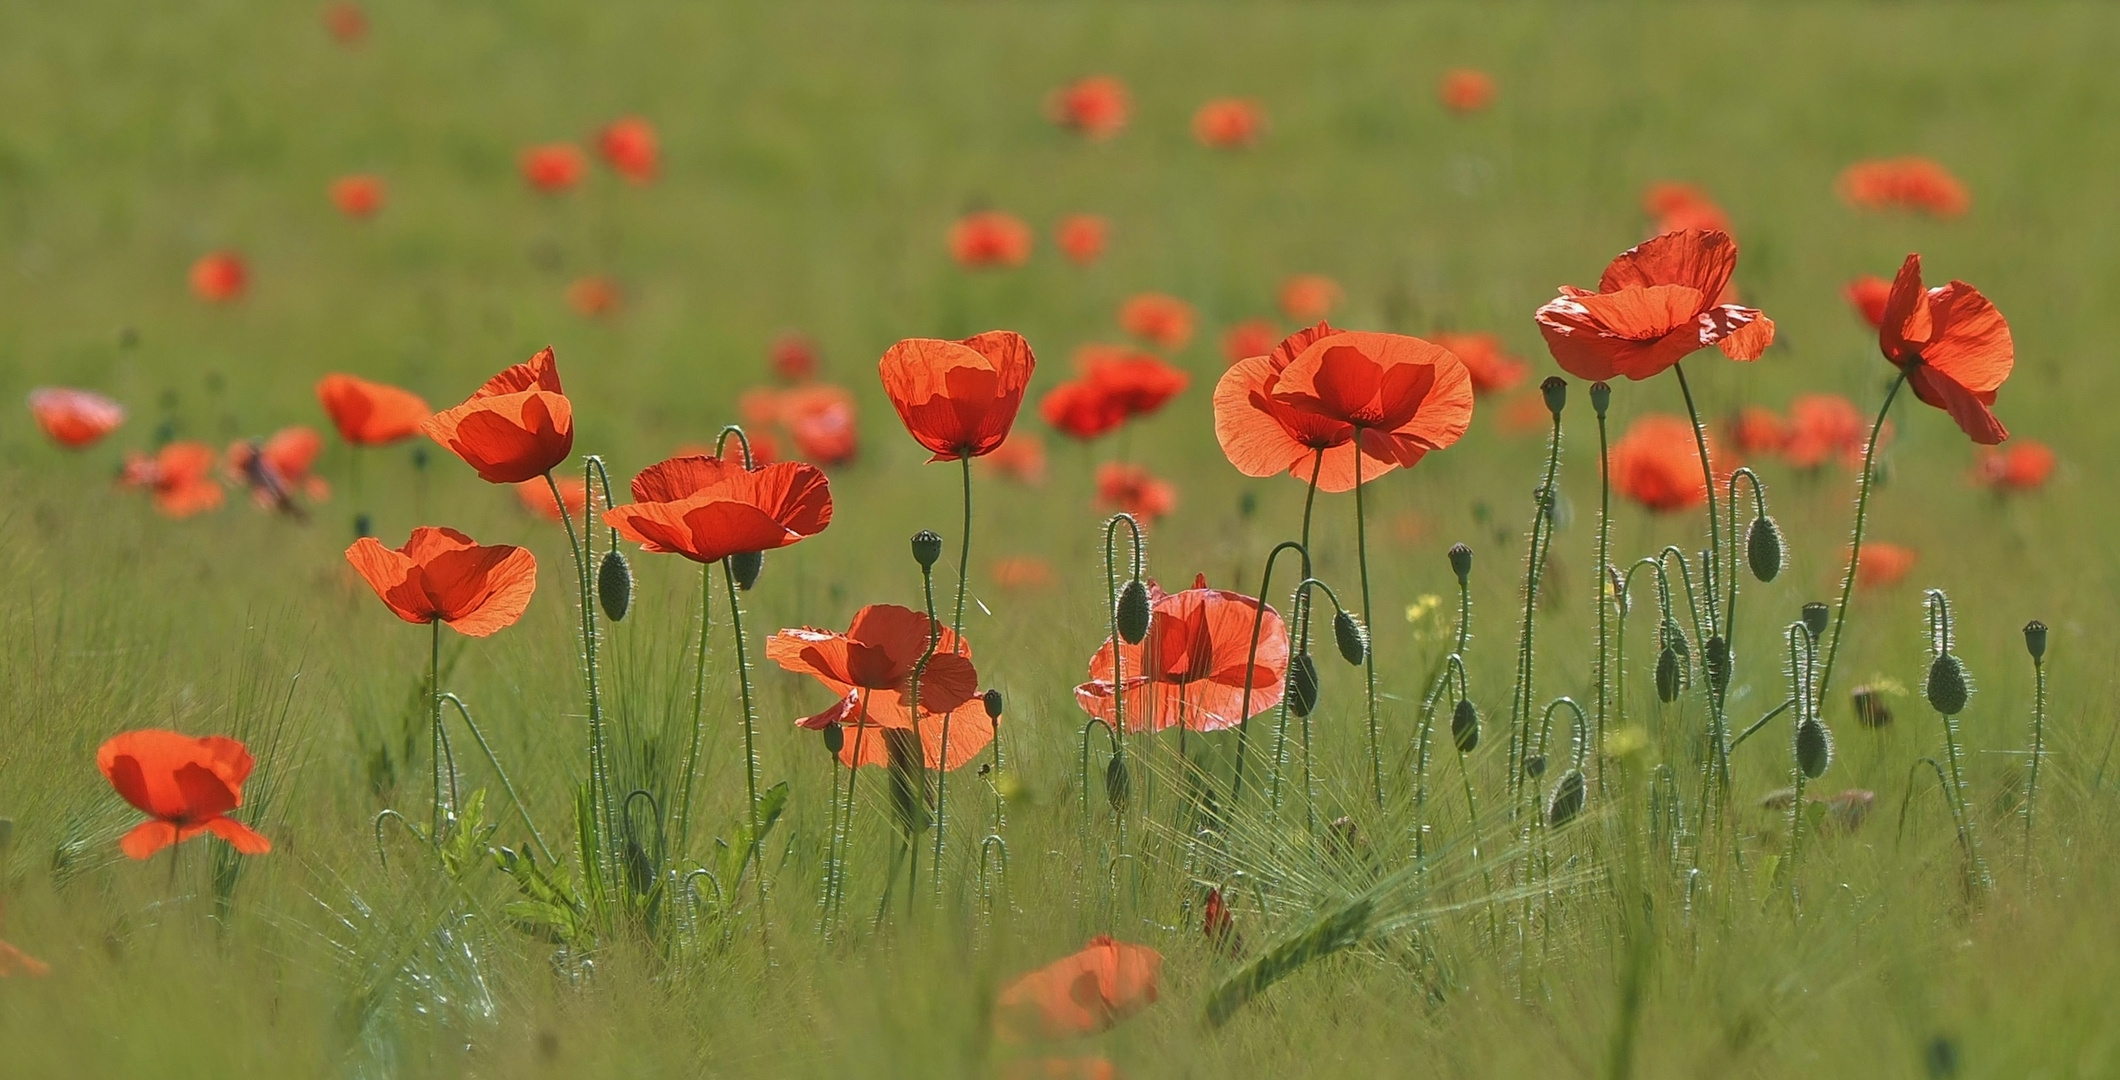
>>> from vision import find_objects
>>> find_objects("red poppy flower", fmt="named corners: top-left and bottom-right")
top-left (1439, 69), bottom-right (1495, 113)
top-left (597, 117), bottom-right (659, 184)
top-left (346, 526), bottom-right (538, 636)
top-left (330, 174), bottom-right (385, 218)
top-left (1782, 393), bottom-right (1879, 470)
top-left (1856, 542), bottom-right (1917, 590)
top-left (421, 346), bottom-right (574, 483)
top-left (1877, 253), bottom-right (2014, 444)
top-left (1534, 229), bottom-right (1774, 382)
top-left (771, 604), bottom-right (976, 724)
top-left (1193, 99), bottom-right (1263, 149)
top-left (1727, 406), bottom-right (1789, 457)
top-left (950, 211), bottom-right (1033, 269)
top-left (521, 143), bottom-right (587, 193)
top-left (516, 476), bottom-right (588, 521)
top-left (1975, 440), bottom-right (2054, 492)
top-left (566, 276), bottom-right (621, 317)
top-left (989, 555), bottom-right (1055, 590)
top-left (979, 432), bottom-right (1047, 485)
top-left (779, 384), bottom-right (859, 466)
top-left (120, 442), bottom-right (224, 517)
top-left (1642, 182), bottom-right (1730, 236)
top-left (1213, 325), bottom-right (1474, 492)
top-left (770, 332), bottom-right (819, 382)
top-left (879, 331), bottom-right (1036, 461)
top-left (1279, 275), bottom-right (1342, 322)
top-left (190, 252), bottom-right (248, 303)
top-left (97, 730), bottom-right (270, 860)
top-left (1431, 332), bottom-right (1528, 396)
top-left (1843, 275), bottom-right (1891, 328)
top-left (1221, 318), bottom-right (1281, 367)
top-left (605, 455), bottom-right (833, 563)
top-left (1075, 576), bottom-right (1287, 733)
top-left (1095, 462), bottom-right (1176, 524)
top-left (228, 426), bottom-right (330, 508)
top-left (1076, 345), bottom-right (1189, 420)
top-left (28, 387), bottom-right (124, 448)
top-left (322, 2), bottom-right (366, 44)
top-left (316, 374), bottom-right (430, 446)
top-left (1119, 293), bottom-right (1194, 351)
top-left (1056, 214), bottom-right (1108, 265)
top-left (801, 688), bottom-right (996, 772)
top-left (1837, 158), bottom-right (1970, 218)
top-left (1611, 414), bottom-right (1715, 512)
top-left (1046, 75), bottom-right (1130, 140)
top-left (1040, 380), bottom-right (1125, 441)
top-left (995, 936), bottom-right (1163, 1043)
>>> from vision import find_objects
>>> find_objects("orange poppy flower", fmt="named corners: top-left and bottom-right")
top-left (1076, 345), bottom-right (1189, 420)
top-left (28, 387), bottom-right (124, 448)
top-left (190, 251), bottom-right (247, 303)
top-left (316, 373), bottom-right (430, 446)
top-left (1056, 214), bottom-right (1109, 265)
top-left (322, 2), bottom-right (366, 44)
top-left (1611, 414), bottom-right (1714, 512)
top-left (1534, 229), bottom-right (1774, 382)
top-left (1120, 293), bottom-right (1194, 351)
top-left (597, 116), bottom-right (659, 183)
top-left (605, 454), bottom-right (833, 563)
top-left (1837, 158), bottom-right (1970, 218)
top-left (1213, 325), bottom-right (1474, 492)
top-left (566, 276), bottom-right (621, 317)
top-left (97, 730), bottom-right (271, 860)
top-left (1095, 462), bottom-right (1176, 524)
top-left (1642, 182), bottom-right (1730, 236)
top-left (346, 526), bottom-right (538, 636)
top-left (770, 332), bottom-right (819, 383)
top-left (228, 427), bottom-right (330, 510)
top-left (329, 174), bottom-right (385, 218)
top-left (1075, 576), bottom-right (1287, 733)
top-left (1046, 75), bottom-right (1130, 140)
top-left (1279, 275), bottom-right (1342, 322)
top-left (1041, 380), bottom-right (1126, 442)
top-left (1856, 542), bottom-right (1917, 590)
top-left (521, 143), bottom-right (587, 193)
top-left (878, 331), bottom-right (1036, 461)
top-left (1975, 440), bottom-right (2055, 492)
top-left (1432, 332), bottom-right (1528, 396)
top-left (421, 346), bottom-right (574, 483)
top-left (1843, 275), bottom-right (1891, 329)
top-left (995, 936), bottom-right (1163, 1043)
top-left (1439, 68), bottom-right (1496, 114)
top-left (1782, 393), bottom-right (1879, 470)
top-left (516, 475), bottom-right (588, 521)
top-left (1193, 98), bottom-right (1263, 149)
top-left (989, 555), bottom-right (1056, 590)
top-left (1221, 318), bottom-right (1281, 367)
top-left (770, 604), bottom-right (977, 725)
top-left (120, 442), bottom-right (224, 517)
top-left (950, 211), bottom-right (1033, 269)
top-left (1727, 405), bottom-right (1789, 457)
top-left (979, 432), bottom-right (1047, 485)
top-left (803, 688), bottom-right (996, 772)
top-left (1877, 253), bottom-right (2014, 444)
top-left (778, 384), bottom-right (857, 465)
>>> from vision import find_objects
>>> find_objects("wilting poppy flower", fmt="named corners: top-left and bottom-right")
top-left (950, 211), bottom-right (1033, 269)
top-left (120, 442), bottom-right (224, 517)
top-left (1221, 318), bottom-right (1281, 367)
top-left (28, 387), bottom-right (124, 448)
top-left (1076, 576), bottom-right (1287, 733)
top-left (1975, 440), bottom-right (2055, 492)
top-left (316, 373), bottom-right (430, 446)
top-left (1877, 253), bottom-right (2014, 444)
top-left (1611, 414), bottom-right (1715, 512)
top-left (1727, 406), bottom-right (1790, 457)
top-left (330, 174), bottom-right (385, 218)
top-left (1193, 98), bottom-right (1263, 149)
top-left (1642, 182), bottom-right (1730, 236)
top-left (996, 936), bottom-right (1163, 1043)
top-left (521, 143), bottom-right (588, 193)
top-left (190, 252), bottom-right (248, 304)
top-left (979, 432), bottom-right (1047, 485)
top-left (346, 526), bottom-right (537, 636)
top-left (1843, 275), bottom-right (1891, 329)
top-left (771, 604), bottom-right (976, 724)
top-left (1837, 158), bottom-right (1970, 218)
top-left (597, 116), bottom-right (659, 183)
top-left (1095, 462), bottom-right (1176, 524)
top-left (97, 730), bottom-right (270, 860)
top-left (1783, 393), bottom-right (1877, 470)
top-left (566, 276), bottom-right (621, 317)
top-left (1279, 275), bottom-right (1342, 322)
top-left (1432, 332), bottom-right (1528, 396)
top-left (228, 427), bottom-right (330, 512)
top-left (1439, 69), bottom-right (1495, 113)
top-left (322, 2), bottom-right (366, 44)
top-left (771, 332), bottom-right (819, 382)
top-left (1534, 229), bottom-right (1774, 382)
top-left (421, 346), bottom-right (574, 483)
top-left (989, 555), bottom-right (1056, 590)
top-left (1856, 542), bottom-right (1917, 589)
top-left (516, 476), bottom-right (588, 521)
top-left (1120, 293), bottom-right (1195, 351)
top-left (780, 384), bottom-right (859, 466)
top-left (1056, 214), bottom-right (1108, 265)
top-left (1046, 75), bottom-right (1130, 140)
top-left (606, 455), bottom-right (833, 563)
top-left (1214, 325), bottom-right (1474, 492)
top-left (879, 331), bottom-right (1036, 461)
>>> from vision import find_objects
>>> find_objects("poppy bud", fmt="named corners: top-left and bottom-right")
top-left (1704, 635), bottom-right (1731, 696)
top-left (353, 512), bottom-right (374, 539)
top-left (622, 838), bottom-right (656, 898)
top-left (1540, 376), bottom-right (1568, 418)
top-left (1105, 750), bottom-right (1131, 813)
top-left (911, 529), bottom-right (943, 570)
top-left (1451, 698), bottom-right (1480, 753)
top-left (1238, 491), bottom-right (1258, 520)
top-left (1656, 647), bottom-right (1681, 703)
top-left (1448, 543), bottom-right (1473, 586)
top-left (1332, 610), bottom-right (1367, 666)
top-left (822, 723), bottom-right (844, 755)
top-left (598, 549), bottom-right (633, 622)
top-left (1287, 653), bottom-right (1320, 718)
top-left (1116, 578), bottom-right (1151, 644)
top-left (1661, 620), bottom-right (1690, 662)
top-left (1524, 753), bottom-right (1547, 779)
top-left (980, 688), bottom-right (1004, 720)
top-left (1546, 769), bottom-right (1586, 827)
top-left (1796, 718), bottom-right (1833, 779)
top-left (1588, 381), bottom-right (1611, 419)
top-left (1926, 653), bottom-right (1969, 716)
top-left (1747, 515), bottom-right (1785, 583)
top-left (410, 444), bottom-right (430, 471)
top-left (1852, 685), bottom-right (1893, 727)
top-left (2024, 620), bottom-right (2048, 661)
top-left (1801, 602), bottom-right (1829, 642)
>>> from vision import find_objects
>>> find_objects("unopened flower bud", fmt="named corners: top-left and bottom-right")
top-left (822, 723), bottom-right (845, 755)
top-left (1796, 719), bottom-right (1833, 779)
top-left (1801, 602), bottom-right (1829, 641)
top-left (729, 550), bottom-right (764, 590)
top-left (983, 688), bottom-right (1004, 720)
top-left (1105, 750), bottom-right (1131, 813)
top-left (1447, 543), bottom-right (1474, 589)
top-left (1333, 611), bottom-right (1367, 666)
top-left (1546, 769), bottom-right (1586, 827)
top-left (1287, 653), bottom-right (1320, 718)
top-left (1747, 515), bottom-right (1785, 583)
top-left (598, 549), bottom-right (633, 622)
top-left (2024, 620), bottom-right (2048, 661)
top-left (1588, 381), bottom-right (1611, 419)
top-left (1926, 652), bottom-right (1969, 716)
top-left (1451, 698), bottom-right (1480, 753)
top-left (1704, 635), bottom-right (1731, 696)
top-left (1656, 646), bottom-right (1682, 703)
top-left (1540, 376), bottom-right (1568, 418)
top-left (1115, 579), bottom-right (1151, 644)
top-left (1524, 753), bottom-right (1547, 779)
top-left (911, 530), bottom-right (943, 569)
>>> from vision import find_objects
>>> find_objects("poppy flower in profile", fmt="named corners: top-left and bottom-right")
top-left (521, 143), bottom-right (588, 193)
top-left (605, 454), bottom-right (834, 564)
top-left (316, 373), bottom-right (430, 446)
top-left (516, 475), bottom-right (588, 521)
top-left (950, 211), bottom-right (1033, 269)
top-left (1975, 440), bottom-right (2055, 492)
top-left (1056, 214), bottom-right (1108, 265)
top-left (1075, 575), bottom-right (1287, 733)
top-left (1843, 275), bottom-right (1891, 329)
top-left (1838, 158), bottom-right (1970, 218)
top-left (597, 117), bottom-right (659, 183)
top-left (1221, 318), bottom-right (1281, 367)
top-left (780, 384), bottom-right (859, 466)
top-left (329, 174), bottom-right (385, 218)
top-left (1439, 69), bottom-right (1496, 114)
top-left (97, 730), bottom-right (270, 860)
top-left (1877, 253), bottom-right (2014, 444)
top-left (1431, 332), bottom-right (1528, 396)
top-left (1856, 541), bottom-right (1917, 590)
top-left (1611, 414), bottom-right (1714, 512)
top-left (421, 346), bottom-right (574, 483)
top-left (1535, 229), bottom-right (1775, 383)
top-left (1046, 75), bottom-right (1130, 140)
top-left (228, 426), bottom-right (330, 511)
top-left (322, 2), bottom-right (367, 44)
top-left (1120, 293), bottom-right (1195, 351)
top-left (28, 387), bottom-right (125, 448)
top-left (1072, 345), bottom-right (1190, 422)
top-left (1040, 379), bottom-right (1126, 442)
top-left (120, 442), bottom-right (224, 517)
top-left (1782, 393), bottom-right (1877, 470)
top-left (995, 936), bottom-right (1163, 1043)
top-left (1642, 182), bottom-right (1730, 236)
top-left (879, 331), bottom-right (1036, 461)
top-left (1279, 275), bottom-right (1342, 322)
top-left (1193, 98), bottom-right (1263, 149)
top-left (346, 526), bottom-right (538, 636)
top-left (1095, 462), bottom-right (1176, 524)
top-left (989, 555), bottom-right (1056, 590)
top-left (979, 432), bottom-right (1047, 485)
top-left (770, 604), bottom-right (977, 724)
top-left (770, 332), bottom-right (819, 383)
top-left (1727, 405), bottom-right (1790, 457)
top-left (1213, 325), bottom-right (1475, 492)
top-left (566, 276), bottom-right (621, 318)
top-left (190, 252), bottom-right (248, 304)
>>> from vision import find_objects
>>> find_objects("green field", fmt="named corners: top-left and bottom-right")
top-left (1, 2), bottom-right (2115, 1076)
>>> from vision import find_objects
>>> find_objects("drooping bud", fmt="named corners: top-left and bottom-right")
top-left (1801, 602), bottom-right (1829, 642)
top-left (1656, 647), bottom-right (1682, 703)
top-left (1704, 635), bottom-right (1731, 696)
top-left (911, 530), bottom-right (943, 570)
top-left (597, 549), bottom-right (633, 622)
top-left (1661, 620), bottom-right (1691, 662)
top-left (1747, 515), bottom-right (1785, 583)
top-left (1588, 381), bottom-right (1611, 419)
top-left (1332, 611), bottom-right (1367, 666)
top-left (1524, 753), bottom-right (1547, 779)
top-left (1104, 750), bottom-right (1132, 813)
top-left (1287, 653), bottom-right (1320, 718)
top-left (1115, 579), bottom-right (1151, 644)
top-left (1451, 698), bottom-right (1480, 753)
top-left (1926, 653), bottom-right (1969, 716)
top-left (2024, 620), bottom-right (2048, 661)
top-left (622, 837), bottom-right (656, 898)
top-left (1540, 376), bottom-right (1568, 418)
top-left (822, 723), bottom-right (844, 755)
top-left (1852, 686), bottom-right (1893, 727)
top-left (1796, 719), bottom-right (1833, 779)
top-left (1546, 769), bottom-right (1587, 827)
top-left (1448, 543), bottom-right (1473, 587)
top-left (729, 550), bottom-right (764, 590)
top-left (982, 688), bottom-right (1004, 720)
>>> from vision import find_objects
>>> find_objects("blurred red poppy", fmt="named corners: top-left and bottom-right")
top-left (521, 143), bottom-right (587, 193)
top-left (1439, 68), bottom-right (1496, 114)
top-left (1535, 230), bottom-right (1774, 382)
top-left (228, 426), bottom-right (330, 509)
top-left (950, 211), bottom-right (1033, 269)
top-left (1838, 158), bottom-right (1970, 217)
top-left (1076, 575), bottom-right (1286, 733)
top-left (1975, 440), bottom-right (2054, 492)
top-left (28, 387), bottom-right (124, 448)
top-left (0, 933), bottom-right (49, 978)
top-left (1046, 75), bottom-right (1130, 140)
top-left (1877, 253), bottom-right (2014, 444)
top-left (771, 332), bottom-right (819, 382)
top-left (1611, 414), bottom-right (1714, 512)
top-left (780, 384), bottom-right (859, 466)
top-left (1498, 388), bottom-right (1549, 436)
top-left (516, 476), bottom-right (588, 521)
top-left (330, 174), bottom-right (385, 218)
top-left (1040, 379), bottom-right (1125, 442)
top-left (1782, 394), bottom-right (1877, 470)
top-left (99, 730), bottom-right (270, 860)
top-left (421, 347), bottom-right (574, 483)
top-left (1056, 214), bottom-right (1108, 265)
top-left (770, 604), bottom-right (976, 725)
top-left (120, 442), bottom-right (224, 517)
top-left (597, 117), bottom-right (659, 183)
top-left (1073, 345), bottom-right (1189, 421)
top-left (346, 526), bottom-right (538, 636)
top-left (605, 455), bottom-right (833, 564)
top-left (1095, 462), bottom-right (1176, 524)
top-left (1221, 318), bottom-right (1281, 367)
top-left (1431, 332), bottom-right (1528, 395)
top-left (996, 936), bottom-right (1163, 1042)
top-left (1193, 98), bottom-right (1263, 149)
top-left (566, 276), bottom-right (621, 317)
top-left (1279, 275), bottom-right (1342, 322)
top-left (190, 252), bottom-right (248, 304)
top-left (979, 432), bottom-right (1047, 485)
top-left (316, 374), bottom-right (430, 446)
top-left (879, 331), bottom-right (1036, 461)
top-left (1856, 542), bottom-right (1917, 589)
top-left (1642, 182), bottom-right (1729, 236)
top-left (989, 555), bottom-right (1056, 590)
top-left (322, 2), bottom-right (366, 44)
top-left (1727, 405), bottom-right (1789, 457)
top-left (1120, 293), bottom-right (1194, 351)
top-left (1843, 275), bottom-right (1891, 329)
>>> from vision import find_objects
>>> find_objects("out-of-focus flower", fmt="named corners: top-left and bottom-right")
top-left (1045, 76), bottom-right (1130, 140)
top-left (190, 252), bottom-right (248, 304)
top-left (1095, 462), bottom-right (1175, 523)
top-left (979, 432), bottom-right (1047, 485)
top-left (1193, 98), bottom-right (1263, 149)
top-left (1056, 214), bottom-right (1108, 265)
top-left (1856, 542), bottom-right (1917, 589)
top-left (1975, 440), bottom-right (2054, 492)
top-left (1838, 158), bottom-right (1970, 217)
top-left (566, 276), bottom-right (621, 318)
top-left (951, 211), bottom-right (1033, 269)
top-left (1438, 69), bottom-right (1496, 114)
top-left (771, 332), bottom-right (819, 382)
top-left (330, 174), bottom-right (386, 218)
top-left (1611, 414), bottom-right (1714, 512)
top-left (516, 476), bottom-right (588, 522)
top-left (1432, 332), bottom-right (1528, 396)
top-left (322, 3), bottom-right (367, 45)
top-left (1843, 275), bottom-right (1891, 329)
top-left (521, 143), bottom-right (587, 193)
top-left (28, 388), bottom-right (124, 448)
top-left (1220, 319), bottom-right (1280, 367)
top-left (597, 117), bottom-right (659, 184)
top-left (120, 443), bottom-right (224, 517)
top-left (1278, 275), bottom-right (1342, 322)
top-left (1642, 182), bottom-right (1730, 236)
top-left (989, 555), bottom-right (1056, 590)
top-left (1120, 293), bottom-right (1195, 351)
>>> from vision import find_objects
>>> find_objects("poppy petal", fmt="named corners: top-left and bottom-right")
top-left (206, 816), bottom-right (273, 855)
top-left (119, 821), bottom-right (180, 860)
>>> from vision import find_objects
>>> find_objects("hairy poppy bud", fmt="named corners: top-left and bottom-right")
top-left (1747, 515), bottom-right (1785, 583)
top-left (983, 688), bottom-right (1004, 719)
top-left (1546, 769), bottom-right (1586, 827)
top-left (1524, 753), bottom-right (1547, 779)
top-left (1540, 376), bottom-right (1568, 418)
top-left (822, 723), bottom-right (844, 755)
top-left (1115, 578), bottom-right (1151, 644)
top-left (1926, 653), bottom-right (1969, 716)
top-left (622, 838), bottom-right (656, 898)
top-left (353, 512), bottom-right (374, 540)
top-left (1704, 635), bottom-right (1731, 696)
top-left (1661, 620), bottom-right (1690, 662)
top-left (1801, 602), bottom-right (1829, 642)
top-left (1452, 698), bottom-right (1480, 753)
top-left (2024, 620), bottom-right (2048, 661)
top-left (729, 550), bottom-right (763, 590)
top-left (1333, 610), bottom-right (1367, 666)
top-left (1448, 543), bottom-right (1473, 586)
top-left (911, 530), bottom-right (943, 570)
top-left (1796, 718), bottom-right (1833, 779)
top-left (1105, 750), bottom-right (1131, 813)
top-left (1852, 685), bottom-right (1892, 727)
top-left (1288, 653), bottom-right (1320, 718)
top-left (1656, 646), bottom-right (1682, 703)
top-left (1588, 381), bottom-right (1611, 418)
top-left (598, 549), bottom-right (633, 622)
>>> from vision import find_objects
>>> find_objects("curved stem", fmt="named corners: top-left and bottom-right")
top-left (1816, 370), bottom-right (1908, 710)
top-left (676, 560), bottom-right (714, 857)
top-left (439, 693), bottom-right (554, 862)
top-left (1509, 414), bottom-right (1564, 815)
top-left (1233, 541), bottom-right (1310, 809)
top-left (2025, 654), bottom-right (2047, 882)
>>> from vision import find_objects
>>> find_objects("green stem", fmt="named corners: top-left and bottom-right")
top-left (1594, 407), bottom-right (1612, 796)
top-left (1671, 362), bottom-right (1722, 635)
top-left (722, 559), bottom-right (769, 947)
top-left (546, 468), bottom-right (614, 885)
top-left (676, 561), bottom-right (714, 857)
top-left (438, 693), bottom-right (553, 862)
top-left (2025, 655), bottom-right (2046, 882)
top-left (1354, 435), bottom-right (1381, 809)
top-left (430, 616), bottom-right (444, 838)
top-left (1509, 414), bottom-right (1564, 814)
top-left (933, 452), bottom-right (973, 895)
top-left (1816, 371), bottom-right (1909, 710)
top-left (1233, 541), bottom-right (1309, 809)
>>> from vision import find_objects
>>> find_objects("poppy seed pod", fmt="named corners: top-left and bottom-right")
top-left (822, 723), bottom-right (844, 755)
top-left (1115, 578), bottom-right (1151, 644)
top-left (1333, 610), bottom-right (1368, 666)
top-left (597, 549), bottom-right (633, 622)
top-left (1747, 515), bottom-right (1785, 583)
top-left (1452, 697), bottom-right (1480, 753)
top-left (1288, 653), bottom-right (1320, 717)
top-left (1801, 602), bottom-right (1829, 642)
top-left (1796, 718), bottom-right (1833, 779)
top-left (1547, 769), bottom-right (1587, 827)
top-left (729, 550), bottom-right (764, 590)
top-left (983, 688), bottom-right (1004, 719)
top-left (1540, 376), bottom-right (1568, 418)
top-left (1852, 685), bottom-right (1893, 727)
top-left (911, 530), bottom-right (943, 570)
top-left (2024, 620), bottom-right (2048, 661)
top-left (1448, 543), bottom-right (1473, 586)
top-left (1656, 646), bottom-right (1682, 703)
top-left (1105, 750), bottom-right (1131, 813)
top-left (1704, 635), bottom-right (1731, 696)
top-left (1589, 380), bottom-right (1612, 419)
top-left (1926, 653), bottom-right (1969, 716)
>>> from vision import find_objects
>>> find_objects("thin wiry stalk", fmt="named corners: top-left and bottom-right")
top-left (1816, 370), bottom-right (1909, 709)
top-left (934, 451), bottom-right (975, 893)
top-left (722, 558), bottom-right (770, 946)
top-left (2024, 645), bottom-right (2047, 882)
top-left (1234, 541), bottom-right (1309, 810)
top-left (676, 561), bottom-right (713, 857)
top-left (1508, 411), bottom-right (1564, 817)
top-left (1353, 435), bottom-right (1382, 809)
top-left (1670, 362), bottom-right (1723, 634)
top-left (1594, 403), bottom-right (1613, 796)
top-left (545, 465), bottom-right (616, 887)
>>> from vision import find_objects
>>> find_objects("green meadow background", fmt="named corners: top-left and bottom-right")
top-left (0, 2), bottom-right (2116, 1076)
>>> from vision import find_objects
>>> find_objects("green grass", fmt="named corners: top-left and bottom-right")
top-left (1, 1), bottom-right (2117, 1075)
